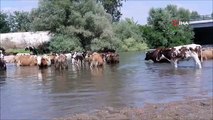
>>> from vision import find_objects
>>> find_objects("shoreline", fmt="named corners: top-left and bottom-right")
top-left (56, 97), bottom-right (213, 120)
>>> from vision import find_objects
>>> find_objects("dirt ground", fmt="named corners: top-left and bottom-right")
top-left (56, 97), bottom-right (213, 120)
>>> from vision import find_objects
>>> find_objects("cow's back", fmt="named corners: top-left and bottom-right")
top-left (16, 55), bottom-right (37, 66)
top-left (202, 49), bottom-right (213, 60)
top-left (93, 53), bottom-right (104, 65)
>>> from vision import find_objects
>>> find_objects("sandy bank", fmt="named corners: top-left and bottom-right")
top-left (56, 97), bottom-right (213, 120)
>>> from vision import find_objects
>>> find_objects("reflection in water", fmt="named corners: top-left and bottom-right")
top-left (193, 69), bottom-right (202, 81)
top-left (38, 68), bottom-right (50, 80)
top-left (90, 67), bottom-right (104, 78)
top-left (0, 71), bottom-right (6, 84)
top-left (1, 52), bottom-right (212, 119)
top-left (158, 68), bottom-right (201, 77)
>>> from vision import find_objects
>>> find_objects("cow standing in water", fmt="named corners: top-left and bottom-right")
top-left (37, 55), bottom-right (51, 69)
top-left (145, 44), bottom-right (202, 68)
top-left (0, 49), bottom-right (6, 70)
top-left (105, 53), bottom-right (120, 64)
top-left (71, 52), bottom-right (85, 65)
top-left (15, 55), bottom-right (38, 66)
top-left (54, 54), bottom-right (68, 70)
top-left (89, 52), bottom-right (104, 68)
top-left (201, 49), bottom-right (213, 60)
top-left (0, 59), bottom-right (6, 71)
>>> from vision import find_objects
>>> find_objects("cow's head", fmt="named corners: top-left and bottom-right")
top-left (145, 50), bottom-right (158, 60)
top-left (145, 51), bottom-right (151, 60)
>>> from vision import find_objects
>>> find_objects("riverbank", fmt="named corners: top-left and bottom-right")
top-left (56, 97), bottom-right (213, 120)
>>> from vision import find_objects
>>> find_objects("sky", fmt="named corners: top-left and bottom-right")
top-left (1, 0), bottom-right (212, 25)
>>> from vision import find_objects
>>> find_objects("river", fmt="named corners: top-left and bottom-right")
top-left (0, 52), bottom-right (212, 119)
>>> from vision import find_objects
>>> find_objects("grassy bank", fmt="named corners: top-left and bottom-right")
top-left (5, 49), bottom-right (31, 55)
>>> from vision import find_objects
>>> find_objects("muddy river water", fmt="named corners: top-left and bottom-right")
top-left (0, 52), bottom-right (212, 119)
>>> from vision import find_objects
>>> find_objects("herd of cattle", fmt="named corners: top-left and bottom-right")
top-left (0, 49), bottom-right (120, 71)
top-left (0, 44), bottom-right (212, 71)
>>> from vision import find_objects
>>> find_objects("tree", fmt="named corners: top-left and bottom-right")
top-left (177, 7), bottom-right (191, 21)
top-left (113, 18), bottom-right (148, 51)
top-left (98, 0), bottom-right (124, 22)
top-left (30, 0), bottom-right (71, 32)
top-left (7, 11), bottom-right (31, 32)
top-left (0, 12), bottom-right (10, 33)
top-left (32, 0), bottom-right (119, 51)
top-left (190, 11), bottom-right (200, 20)
top-left (144, 5), bottom-right (194, 48)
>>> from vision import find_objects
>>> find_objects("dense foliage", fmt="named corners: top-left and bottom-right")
top-left (8, 11), bottom-right (31, 32)
top-left (142, 5), bottom-right (195, 48)
top-left (1, 2), bottom-right (206, 51)
top-left (0, 12), bottom-right (10, 33)
top-left (30, 0), bottom-right (120, 52)
top-left (113, 18), bottom-right (148, 51)
top-left (98, 0), bottom-right (124, 22)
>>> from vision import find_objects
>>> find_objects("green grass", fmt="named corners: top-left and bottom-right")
top-left (5, 49), bottom-right (31, 55)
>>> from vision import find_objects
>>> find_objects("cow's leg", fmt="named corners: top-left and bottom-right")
top-left (196, 59), bottom-right (202, 69)
top-left (71, 58), bottom-right (76, 65)
top-left (191, 52), bottom-right (202, 69)
top-left (65, 62), bottom-right (68, 69)
top-left (170, 59), bottom-right (178, 68)
top-left (17, 60), bottom-right (21, 66)
top-left (90, 61), bottom-right (94, 68)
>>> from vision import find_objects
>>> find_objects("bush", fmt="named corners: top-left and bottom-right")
top-left (142, 5), bottom-right (194, 48)
top-left (113, 19), bottom-right (148, 51)
top-left (120, 38), bottom-right (148, 52)
top-left (49, 34), bottom-right (83, 52)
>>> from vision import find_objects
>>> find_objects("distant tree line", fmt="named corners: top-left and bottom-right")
top-left (1, 0), bottom-right (210, 51)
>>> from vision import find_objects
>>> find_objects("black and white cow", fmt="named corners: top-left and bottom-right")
top-left (71, 52), bottom-right (85, 65)
top-left (145, 44), bottom-right (202, 68)
top-left (158, 44), bottom-right (202, 68)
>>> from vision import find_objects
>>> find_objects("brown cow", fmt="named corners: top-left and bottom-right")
top-left (89, 52), bottom-right (104, 68)
top-left (202, 49), bottom-right (213, 60)
top-left (37, 55), bottom-right (51, 69)
top-left (47, 55), bottom-right (57, 64)
top-left (105, 52), bottom-right (120, 64)
top-left (85, 51), bottom-right (93, 63)
top-left (54, 54), bottom-right (68, 70)
top-left (15, 55), bottom-right (37, 66)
